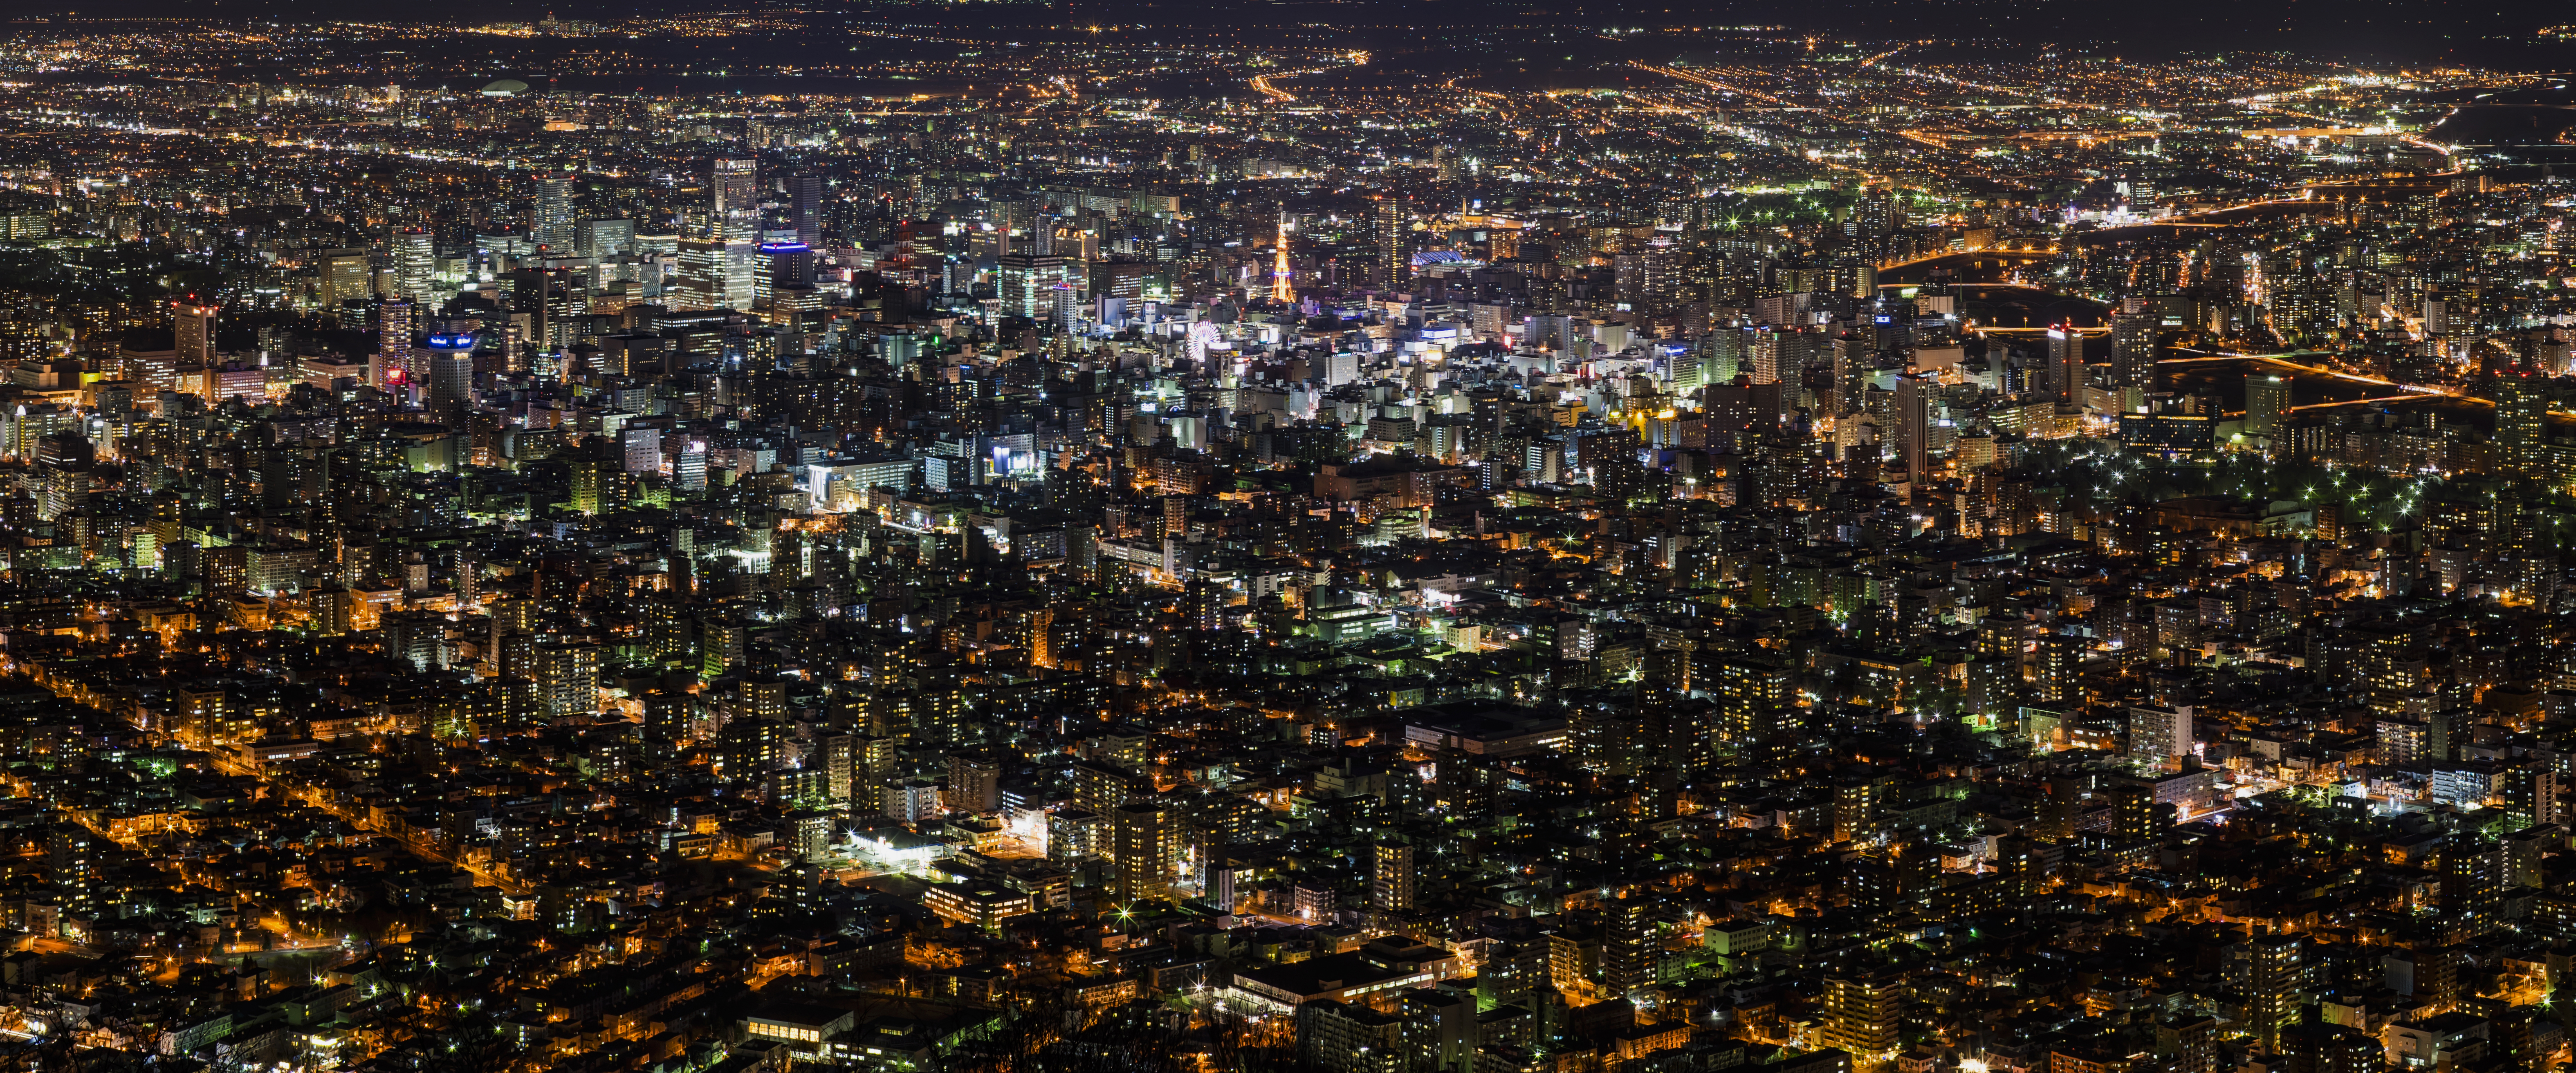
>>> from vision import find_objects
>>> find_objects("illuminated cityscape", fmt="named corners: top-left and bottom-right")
top-left (0, 5), bottom-right (2573, 1073)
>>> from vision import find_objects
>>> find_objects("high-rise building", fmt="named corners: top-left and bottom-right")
top-left (2494, 373), bottom-right (2545, 476)
top-left (1602, 893), bottom-right (1653, 995)
top-left (711, 159), bottom-right (761, 310)
top-left (1698, 652), bottom-right (1794, 749)
top-left (533, 172), bottom-right (578, 251)
top-left (532, 640), bottom-right (601, 721)
top-left (379, 298), bottom-right (415, 368)
top-left (2047, 325), bottom-right (2085, 407)
top-left (2126, 704), bottom-right (2193, 766)
top-left (2244, 374), bottom-right (2290, 437)
top-left (1893, 373), bottom-right (1931, 482)
top-left (2108, 784), bottom-right (2174, 842)
top-left (2111, 309), bottom-right (2159, 390)
top-left (393, 227), bottom-right (435, 300)
top-left (1820, 974), bottom-right (1905, 1060)
top-left (319, 248), bottom-right (371, 308)
top-left (1110, 800), bottom-right (1174, 904)
top-left (1397, 990), bottom-right (1479, 1073)
top-left (1271, 211), bottom-right (1297, 304)
top-left (1371, 840), bottom-right (1414, 911)
top-left (424, 331), bottom-right (476, 422)
top-left (578, 218), bottom-right (637, 258)
top-left (1297, 1000), bottom-right (1401, 1073)
top-left (174, 299), bottom-right (216, 366)
top-left (996, 254), bottom-right (1067, 321)
top-left (1376, 197), bottom-right (1407, 291)
top-left (2221, 933), bottom-right (2306, 1047)
top-left (2443, 840), bottom-right (2506, 942)
top-left (2033, 633), bottom-right (2084, 706)
top-left (2155, 1016), bottom-right (2221, 1073)
top-left (788, 172), bottom-right (824, 247)
top-left (2277, 1022), bottom-right (2380, 1073)
top-left (47, 821), bottom-right (99, 914)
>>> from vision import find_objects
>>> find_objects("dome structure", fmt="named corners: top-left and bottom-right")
top-left (480, 78), bottom-right (530, 96)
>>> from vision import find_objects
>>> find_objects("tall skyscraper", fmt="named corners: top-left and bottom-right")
top-left (788, 171), bottom-right (824, 247)
top-left (174, 299), bottom-right (216, 366)
top-left (533, 172), bottom-right (578, 251)
top-left (393, 227), bottom-right (435, 300)
top-left (2493, 373), bottom-right (2544, 476)
top-left (424, 330), bottom-right (476, 423)
top-left (2111, 308), bottom-right (2159, 390)
top-left (1376, 197), bottom-right (1407, 291)
top-left (711, 159), bottom-right (761, 310)
top-left (2244, 374), bottom-right (2290, 437)
top-left (1893, 373), bottom-right (1931, 482)
top-left (379, 298), bottom-right (414, 366)
top-left (2047, 325), bottom-right (2084, 407)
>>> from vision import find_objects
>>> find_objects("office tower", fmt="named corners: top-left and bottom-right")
top-left (578, 218), bottom-right (636, 258)
top-left (1110, 800), bottom-right (1174, 904)
top-left (711, 158), bottom-right (761, 310)
top-left (672, 239), bottom-right (725, 311)
top-left (533, 172), bottom-right (577, 251)
top-left (758, 241), bottom-right (814, 305)
top-left (320, 247), bottom-right (371, 308)
top-left (2221, 933), bottom-right (2307, 1048)
top-left (174, 299), bottom-right (215, 365)
top-left (1371, 840), bottom-right (1415, 911)
top-left (788, 171), bottom-right (824, 247)
top-left (996, 254), bottom-right (1066, 321)
top-left (2494, 373), bottom-right (2544, 476)
top-left (2047, 325), bottom-right (2083, 407)
top-left (675, 439), bottom-right (708, 490)
top-left (2244, 374), bottom-right (2289, 437)
top-left (1376, 197), bottom-right (1407, 290)
top-left (393, 226), bottom-right (435, 300)
top-left (424, 330), bottom-right (475, 423)
top-left (1893, 373), bottom-right (1930, 482)
top-left (1821, 974), bottom-right (1905, 1058)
